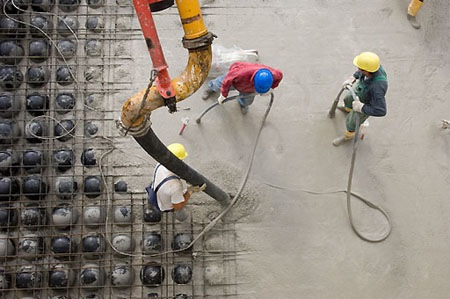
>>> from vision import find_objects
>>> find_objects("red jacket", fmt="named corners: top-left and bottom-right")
top-left (220, 62), bottom-right (283, 97)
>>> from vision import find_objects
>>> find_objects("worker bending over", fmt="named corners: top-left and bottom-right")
top-left (203, 62), bottom-right (283, 114)
top-left (150, 143), bottom-right (205, 221)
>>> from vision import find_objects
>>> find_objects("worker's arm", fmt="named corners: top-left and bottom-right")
top-left (172, 192), bottom-right (191, 210)
top-left (220, 74), bottom-right (233, 97)
top-left (172, 184), bottom-right (206, 210)
top-left (220, 61), bottom-right (250, 97)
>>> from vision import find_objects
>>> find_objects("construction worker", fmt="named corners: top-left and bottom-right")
top-left (150, 143), bottom-right (206, 221)
top-left (202, 62), bottom-right (283, 114)
top-left (333, 52), bottom-right (388, 146)
top-left (407, 0), bottom-right (424, 29)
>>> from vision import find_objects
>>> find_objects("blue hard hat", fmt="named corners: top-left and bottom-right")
top-left (253, 69), bottom-right (273, 94)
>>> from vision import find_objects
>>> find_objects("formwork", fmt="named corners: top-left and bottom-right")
top-left (0, 0), bottom-right (238, 298)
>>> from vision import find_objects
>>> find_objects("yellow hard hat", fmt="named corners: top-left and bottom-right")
top-left (353, 52), bottom-right (380, 73)
top-left (167, 143), bottom-right (188, 160)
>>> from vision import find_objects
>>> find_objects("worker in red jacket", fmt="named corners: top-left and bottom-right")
top-left (202, 62), bottom-right (283, 114)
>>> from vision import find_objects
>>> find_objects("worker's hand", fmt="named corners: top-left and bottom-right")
top-left (352, 98), bottom-right (364, 113)
top-left (187, 183), bottom-right (207, 194)
top-left (342, 77), bottom-right (355, 88)
top-left (217, 95), bottom-right (226, 105)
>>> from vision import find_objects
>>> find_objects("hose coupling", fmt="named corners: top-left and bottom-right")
top-left (115, 115), bottom-right (152, 137)
top-left (182, 32), bottom-right (216, 50)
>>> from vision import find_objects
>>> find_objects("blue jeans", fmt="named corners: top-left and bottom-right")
top-left (208, 75), bottom-right (255, 108)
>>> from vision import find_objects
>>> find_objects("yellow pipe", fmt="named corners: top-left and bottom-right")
top-left (177, 0), bottom-right (208, 39)
top-left (120, 0), bottom-right (211, 130)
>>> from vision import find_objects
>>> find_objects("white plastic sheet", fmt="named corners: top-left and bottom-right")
top-left (209, 44), bottom-right (259, 78)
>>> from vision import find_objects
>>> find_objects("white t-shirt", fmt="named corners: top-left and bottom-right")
top-left (153, 164), bottom-right (186, 211)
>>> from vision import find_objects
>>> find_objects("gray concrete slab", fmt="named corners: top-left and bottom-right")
top-left (120, 0), bottom-right (450, 298)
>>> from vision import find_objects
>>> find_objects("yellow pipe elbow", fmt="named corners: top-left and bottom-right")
top-left (120, 0), bottom-right (212, 131)
top-left (172, 47), bottom-right (212, 99)
top-left (120, 47), bottom-right (212, 129)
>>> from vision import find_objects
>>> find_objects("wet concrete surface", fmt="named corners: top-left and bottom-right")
top-left (119, 0), bottom-right (450, 298)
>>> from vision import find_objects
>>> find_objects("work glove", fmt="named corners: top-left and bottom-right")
top-left (342, 77), bottom-right (355, 88)
top-left (217, 95), bottom-right (226, 105)
top-left (352, 97), bottom-right (364, 113)
top-left (187, 183), bottom-right (207, 194)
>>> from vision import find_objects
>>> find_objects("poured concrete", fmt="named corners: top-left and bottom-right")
top-left (119, 0), bottom-right (450, 298)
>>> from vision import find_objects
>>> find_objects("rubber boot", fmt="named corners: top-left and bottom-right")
top-left (407, 0), bottom-right (423, 29)
top-left (201, 89), bottom-right (215, 100)
top-left (332, 131), bottom-right (355, 147)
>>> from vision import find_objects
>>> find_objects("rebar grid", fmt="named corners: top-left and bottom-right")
top-left (0, 0), bottom-right (241, 298)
